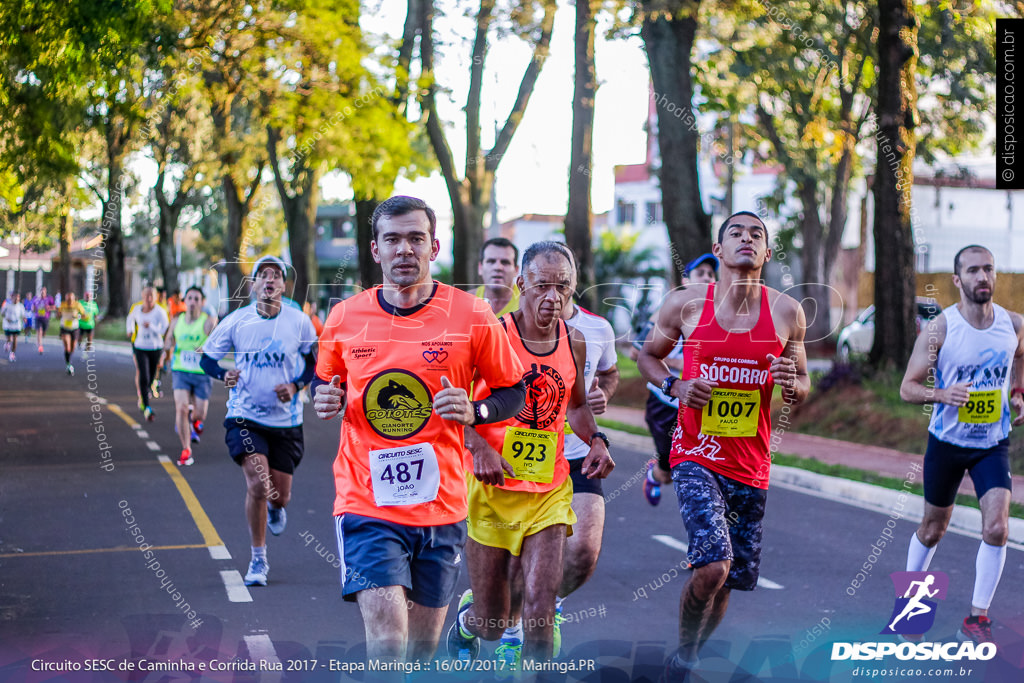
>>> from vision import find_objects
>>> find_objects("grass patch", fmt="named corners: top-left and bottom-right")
top-left (773, 452), bottom-right (1024, 519)
top-left (92, 317), bottom-right (129, 343)
top-left (596, 416), bottom-right (650, 437)
top-left (615, 349), bottom-right (642, 380)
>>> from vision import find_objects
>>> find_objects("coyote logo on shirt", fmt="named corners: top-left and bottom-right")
top-left (364, 370), bottom-right (433, 439)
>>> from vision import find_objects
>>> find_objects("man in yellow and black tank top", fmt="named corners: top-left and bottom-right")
top-left (162, 286), bottom-right (218, 466)
top-left (447, 241), bottom-right (614, 666)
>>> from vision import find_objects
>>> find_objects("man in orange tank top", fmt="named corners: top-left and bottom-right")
top-left (446, 242), bottom-right (614, 666)
top-left (313, 196), bottom-right (528, 666)
top-left (637, 211), bottom-right (810, 680)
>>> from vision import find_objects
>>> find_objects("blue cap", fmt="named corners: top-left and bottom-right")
top-left (684, 253), bottom-right (719, 276)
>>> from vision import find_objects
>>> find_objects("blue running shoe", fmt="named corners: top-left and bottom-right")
top-left (644, 460), bottom-right (662, 506)
top-left (267, 504), bottom-right (287, 535)
top-left (446, 590), bottom-right (480, 661)
top-left (244, 557), bottom-right (268, 586)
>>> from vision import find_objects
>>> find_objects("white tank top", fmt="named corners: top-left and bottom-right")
top-left (928, 304), bottom-right (1017, 448)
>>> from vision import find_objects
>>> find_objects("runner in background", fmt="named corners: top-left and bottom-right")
top-left (34, 286), bottom-right (55, 354)
top-left (127, 286), bottom-right (170, 421)
top-left (58, 292), bottom-right (86, 375)
top-left (152, 287), bottom-right (172, 398)
top-left (163, 286), bottom-right (217, 466)
top-left (22, 291), bottom-right (35, 339)
top-left (899, 244), bottom-right (1024, 644)
top-left (2, 292), bottom-right (27, 361)
top-left (476, 237), bottom-right (521, 317)
top-left (201, 256), bottom-right (317, 587)
top-left (79, 291), bottom-right (100, 355)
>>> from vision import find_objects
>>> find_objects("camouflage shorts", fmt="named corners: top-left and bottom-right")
top-left (672, 461), bottom-right (767, 591)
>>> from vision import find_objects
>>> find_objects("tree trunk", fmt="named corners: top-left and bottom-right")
top-left (640, 0), bottom-right (711, 284)
top-left (58, 207), bottom-right (71, 295)
top-left (356, 198), bottom-right (383, 290)
top-left (420, 0), bottom-right (556, 288)
top-left (565, 0), bottom-right (597, 310)
top-left (154, 192), bottom-right (182, 296)
top-left (102, 159), bottom-right (128, 317)
top-left (796, 182), bottom-right (832, 346)
top-left (285, 183), bottom-right (319, 307)
top-left (222, 175), bottom-right (248, 311)
top-left (870, 0), bottom-right (918, 370)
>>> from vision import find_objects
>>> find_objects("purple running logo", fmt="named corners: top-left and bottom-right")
top-left (881, 571), bottom-right (949, 635)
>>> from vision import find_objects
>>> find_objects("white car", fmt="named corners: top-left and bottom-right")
top-left (836, 299), bottom-right (941, 361)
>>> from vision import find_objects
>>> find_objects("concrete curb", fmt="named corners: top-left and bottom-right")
top-left (601, 427), bottom-right (1024, 547)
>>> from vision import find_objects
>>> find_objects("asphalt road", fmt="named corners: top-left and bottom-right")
top-left (1, 340), bottom-right (1023, 682)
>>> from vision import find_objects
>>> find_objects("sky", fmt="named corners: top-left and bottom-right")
top-left (323, 0), bottom-right (653, 224)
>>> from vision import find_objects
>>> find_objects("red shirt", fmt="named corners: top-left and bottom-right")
top-left (316, 283), bottom-right (525, 525)
top-left (670, 284), bottom-right (784, 489)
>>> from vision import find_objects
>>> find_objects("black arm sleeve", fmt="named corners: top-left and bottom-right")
top-left (200, 353), bottom-right (226, 381)
top-left (295, 352), bottom-right (316, 387)
top-left (475, 380), bottom-right (526, 424)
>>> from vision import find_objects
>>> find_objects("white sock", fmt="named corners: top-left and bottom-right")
top-left (252, 546), bottom-right (267, 561)
top-left (502, 619), bottom-right (523, 642)
top-left (906, 533), bottom-right (936, 572)
top-left (972, 541), bottom-right (1006, 611)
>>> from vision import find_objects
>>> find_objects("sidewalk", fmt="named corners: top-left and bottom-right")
top-left (602, 404), bottom-right (1024, 507)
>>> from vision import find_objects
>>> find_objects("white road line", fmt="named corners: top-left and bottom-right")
top-left (208, 545), bottom-right (231, 560)
top-left (652, 535), bottom-right (784, 590)
top-left (244, 633), bottom-right (281, 676)
top-left (136, 430), bottom-right (149, 439)
top-left (145, 441), bottom-right (160, 451)
top-left (84, 392), bottom-right (108, 405)
top-left (221, 570), bottom-right (253, 603)
top-left (652, 534), bottom-right (688, 553)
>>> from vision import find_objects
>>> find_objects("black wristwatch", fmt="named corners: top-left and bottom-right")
top-left (661, 375), bottom-right (678, 395)
top-left (473, 401), bottom-right (490, 425)
top-left (590, 431), bottom-right (610, 448)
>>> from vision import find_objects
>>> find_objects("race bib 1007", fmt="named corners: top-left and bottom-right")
top-left (702, 388), bottom-right (760, 438)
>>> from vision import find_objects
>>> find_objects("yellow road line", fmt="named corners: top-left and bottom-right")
top-left (107, 402), bottom-right (140, 429)
top-left (158, 457), bottom-right (225, 548)
top-left (99, 397), bottom-right (226, 551)
top-left (0, 544), bottom-right (208, 559)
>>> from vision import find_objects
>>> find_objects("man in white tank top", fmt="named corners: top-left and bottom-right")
top-left (900, 245), bottom-right (1024, 644)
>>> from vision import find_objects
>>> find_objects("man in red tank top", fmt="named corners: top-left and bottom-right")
top-left (637, 211), bottom-right (810, 679)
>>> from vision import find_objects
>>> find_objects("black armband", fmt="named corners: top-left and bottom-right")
top-left (476, 380), bottom-right (526, 424)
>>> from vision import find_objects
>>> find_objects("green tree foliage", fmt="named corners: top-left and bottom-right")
top-left (264, 0), bottom-right (424, 303)
top-left (420, 0), bottom-right (558, 287)
top-left (698, 0), bottom-right (995, 346)
top-left (0, 0), bottom-right (174, 315)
